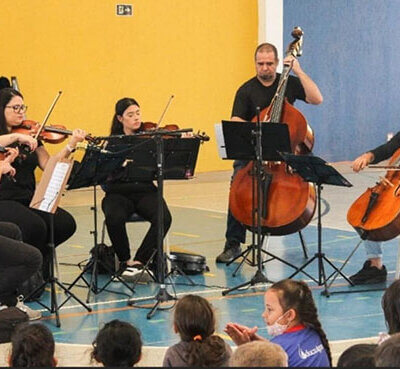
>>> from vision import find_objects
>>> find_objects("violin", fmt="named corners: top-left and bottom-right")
top-left (12, 120), bottom-right (97, 144)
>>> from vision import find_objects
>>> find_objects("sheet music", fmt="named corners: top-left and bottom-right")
top-left (214, 123), bottom-right (227, 159)
top-left (38, 162), bottom-right (70, 212)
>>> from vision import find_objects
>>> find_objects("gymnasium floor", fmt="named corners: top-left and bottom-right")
top-left (23, 163), bottom-right (393, 359)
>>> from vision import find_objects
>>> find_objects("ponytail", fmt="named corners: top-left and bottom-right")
top-left (186, 335), bottom-right (229, 367)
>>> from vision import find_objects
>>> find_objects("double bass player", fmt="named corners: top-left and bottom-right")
top-left (216, 42), bottom-right (323, 263)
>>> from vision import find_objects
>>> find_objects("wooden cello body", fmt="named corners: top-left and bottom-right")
top-left (347, 148), bottom-right (400, 241)
top-left (229, 28), bottom-right (316, 236)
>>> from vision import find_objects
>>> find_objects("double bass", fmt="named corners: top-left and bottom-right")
top-left (347, 148), bottom-right (400, 241)
top-left (229, 27), bottom-right (316, 235)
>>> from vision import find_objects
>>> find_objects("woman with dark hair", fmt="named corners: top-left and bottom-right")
top-left (0, 87), bottom-right (86, 280)
top-left (91, 319), bottom-right (142, 367)
top-left (225, 279), bottom-right (331, 367)
top-left (101, 97), bottom-right (172, 278)
top-left (9, 322), bottom-right (57, 367)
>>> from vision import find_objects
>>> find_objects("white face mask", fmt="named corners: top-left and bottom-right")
top-left (267, 313), bottom-right (288, 337)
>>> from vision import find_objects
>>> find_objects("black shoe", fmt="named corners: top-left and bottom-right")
top-left (349, 260), bottom-right (387, 285)
top-left (216, 243), bottom-right (241, 263)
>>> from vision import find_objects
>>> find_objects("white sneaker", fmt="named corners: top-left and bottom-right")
top-left (121, 266), bottom-right (144, 279)
top-left (16, 296), bottom-right (41, 321)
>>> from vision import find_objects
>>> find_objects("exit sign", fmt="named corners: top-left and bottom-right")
top-left (116, 4), bottom-right (133, 16)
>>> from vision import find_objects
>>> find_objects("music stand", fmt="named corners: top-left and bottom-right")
top-left (280, 153), bottom-right (353, 296)
top-left (106, 133), bottom-right (202, 318)
top-left (218, 120), bottom-right (303, 295)
top-left (26, 156), bottom-right (92, 327)
top-left (66, 145), bottom-right (136, 302)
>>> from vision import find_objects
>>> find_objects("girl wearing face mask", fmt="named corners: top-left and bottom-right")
top-left (225, 279), bottom-right (331, 367)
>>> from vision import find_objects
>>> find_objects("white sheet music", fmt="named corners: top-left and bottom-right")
top-left (214, 123), bottom-right (227, 159)
top-left (38, 162), bottom-right (70, 212)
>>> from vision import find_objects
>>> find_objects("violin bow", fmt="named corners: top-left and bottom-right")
top-left (33, 91), bottom-right (63, 140)
top-left (155, 94), bottom-right (174, 129)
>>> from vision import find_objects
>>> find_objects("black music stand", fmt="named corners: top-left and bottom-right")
top-left (66, 145), bottom-right (136, 302)
top-left (25, 157), bottom-right (92, 327)
top-left (219, 120), bottom-right (304, 295)
top-left (109, 133), bottom-right (202, 318)
top-left (280, 153), bottom-right (353, 296)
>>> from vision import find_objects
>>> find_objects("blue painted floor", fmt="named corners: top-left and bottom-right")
top-left (27, 205), bottom-right (394, 347)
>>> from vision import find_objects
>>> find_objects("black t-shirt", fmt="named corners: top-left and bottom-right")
top-left (0, 145), bottom-right (40, 204)
top-left (231, 74), bottom-right (307, 121)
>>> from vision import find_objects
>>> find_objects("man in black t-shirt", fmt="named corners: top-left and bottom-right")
top-left (216, 42), bottom-right (323, 263)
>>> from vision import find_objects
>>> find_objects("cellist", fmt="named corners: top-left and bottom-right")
top-left (348, 135), bottom-right (400, 284)
top-left (216, 42), bottom-right (323, 264)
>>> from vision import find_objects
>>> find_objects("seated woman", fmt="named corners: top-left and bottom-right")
top-left (0, 87), bottom-right (86, 280)
top-left (102, 97), bottom-right (172, 278)
top-left (0, 153), bottom-right (42, 320)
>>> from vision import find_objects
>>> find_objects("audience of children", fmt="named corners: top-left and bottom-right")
top-left (9, 278), bottom-right (400, 367)
top-left (91, 319), bottom-right (142, 367)
top-left (225, 279), bottom-right (331, 367)
top-left (230, 340), bottom-right (288, 367)
top-left (9, 322), bottom-right (57, 367)
top-left (162, 294), bottom-right (232, 367)
top-left (336, 343), bottom-right (377, 367)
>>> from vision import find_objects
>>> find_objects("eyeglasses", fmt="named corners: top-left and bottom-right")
top-left (5, 104), bottom-right (28, 113)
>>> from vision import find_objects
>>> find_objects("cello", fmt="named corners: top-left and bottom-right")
top-left (229, 27), bottom-right (316, 235)
top-left (347, 148), bottom-right (400, 241)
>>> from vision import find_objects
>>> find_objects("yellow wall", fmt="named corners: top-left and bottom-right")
top-left (0, 0), bottom-right (258, 172)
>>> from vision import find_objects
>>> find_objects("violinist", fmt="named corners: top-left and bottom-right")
top-left (101, 97), bottom-right (172, 279)
top-left (0, 149), bottom-right (42, 320)
top-left (216, 42), bottom-right (323, 263)
top-left (348, 135), bottom-right (400, 284)
top-left (0, 87), bottom-right (86, 280)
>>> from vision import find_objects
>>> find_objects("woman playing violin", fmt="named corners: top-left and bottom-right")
top-left (348, 134), bottom-right (400, 285)
top-left (0, 87), bottom-right (86, 280)
top-left (101, 97), bottom-right (172, 279)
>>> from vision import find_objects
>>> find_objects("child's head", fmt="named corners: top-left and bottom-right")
top-left (9, 322), bottom-right (56, 367)
top-left (230, 340), bottom-right (288, 367)
top-left (382, 279), bottom-right (400, 334)
top-left (262, 279), bottom-right (332, 365)
top-left (174, 294), bottom-right (230, 367)
top-left (91, 319), bottom-right (142, 367)
top-left (337, 343), bottom-right (377, 367)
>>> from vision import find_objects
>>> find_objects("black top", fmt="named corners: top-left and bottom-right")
top-left (370, 131), bottom-right (400, 164)
top-left (231, 74), bottom-right (307, 121)
top-left (0, 143), bottom-right (42, 204)
top-left (104, 124), bottom-right (157, 195)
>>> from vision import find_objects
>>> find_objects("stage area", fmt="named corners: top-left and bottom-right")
top-left (14, 165), bottom-right (395, 364)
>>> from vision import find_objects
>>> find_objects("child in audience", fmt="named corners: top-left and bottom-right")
top-left (381, 279), bottom-right (400, 342)
top-left (336, 343), bottom-right (377, 367)
top-left (91, 319), bottom-right (142, 367)
top-left (375, 332), bottom-right (400, 367)
top-left (163, 294), bottom-right (232, 367)
top-left (230, 340), bottom-right (288, 367)
top-left (225, 279), bottom-right (331, 367)
top-left (9, 322), bottom-right (57, 367)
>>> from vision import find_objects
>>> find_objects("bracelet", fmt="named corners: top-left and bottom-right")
top-left (66, 144), bottom-right (76, 153)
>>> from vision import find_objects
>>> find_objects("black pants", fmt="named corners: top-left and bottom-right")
top-left (0, 222), bottom-right (42, 306)
top-left (102, 191), bottom-right (172, 265)
top-left (0, 200), bottom-right (76, 279)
